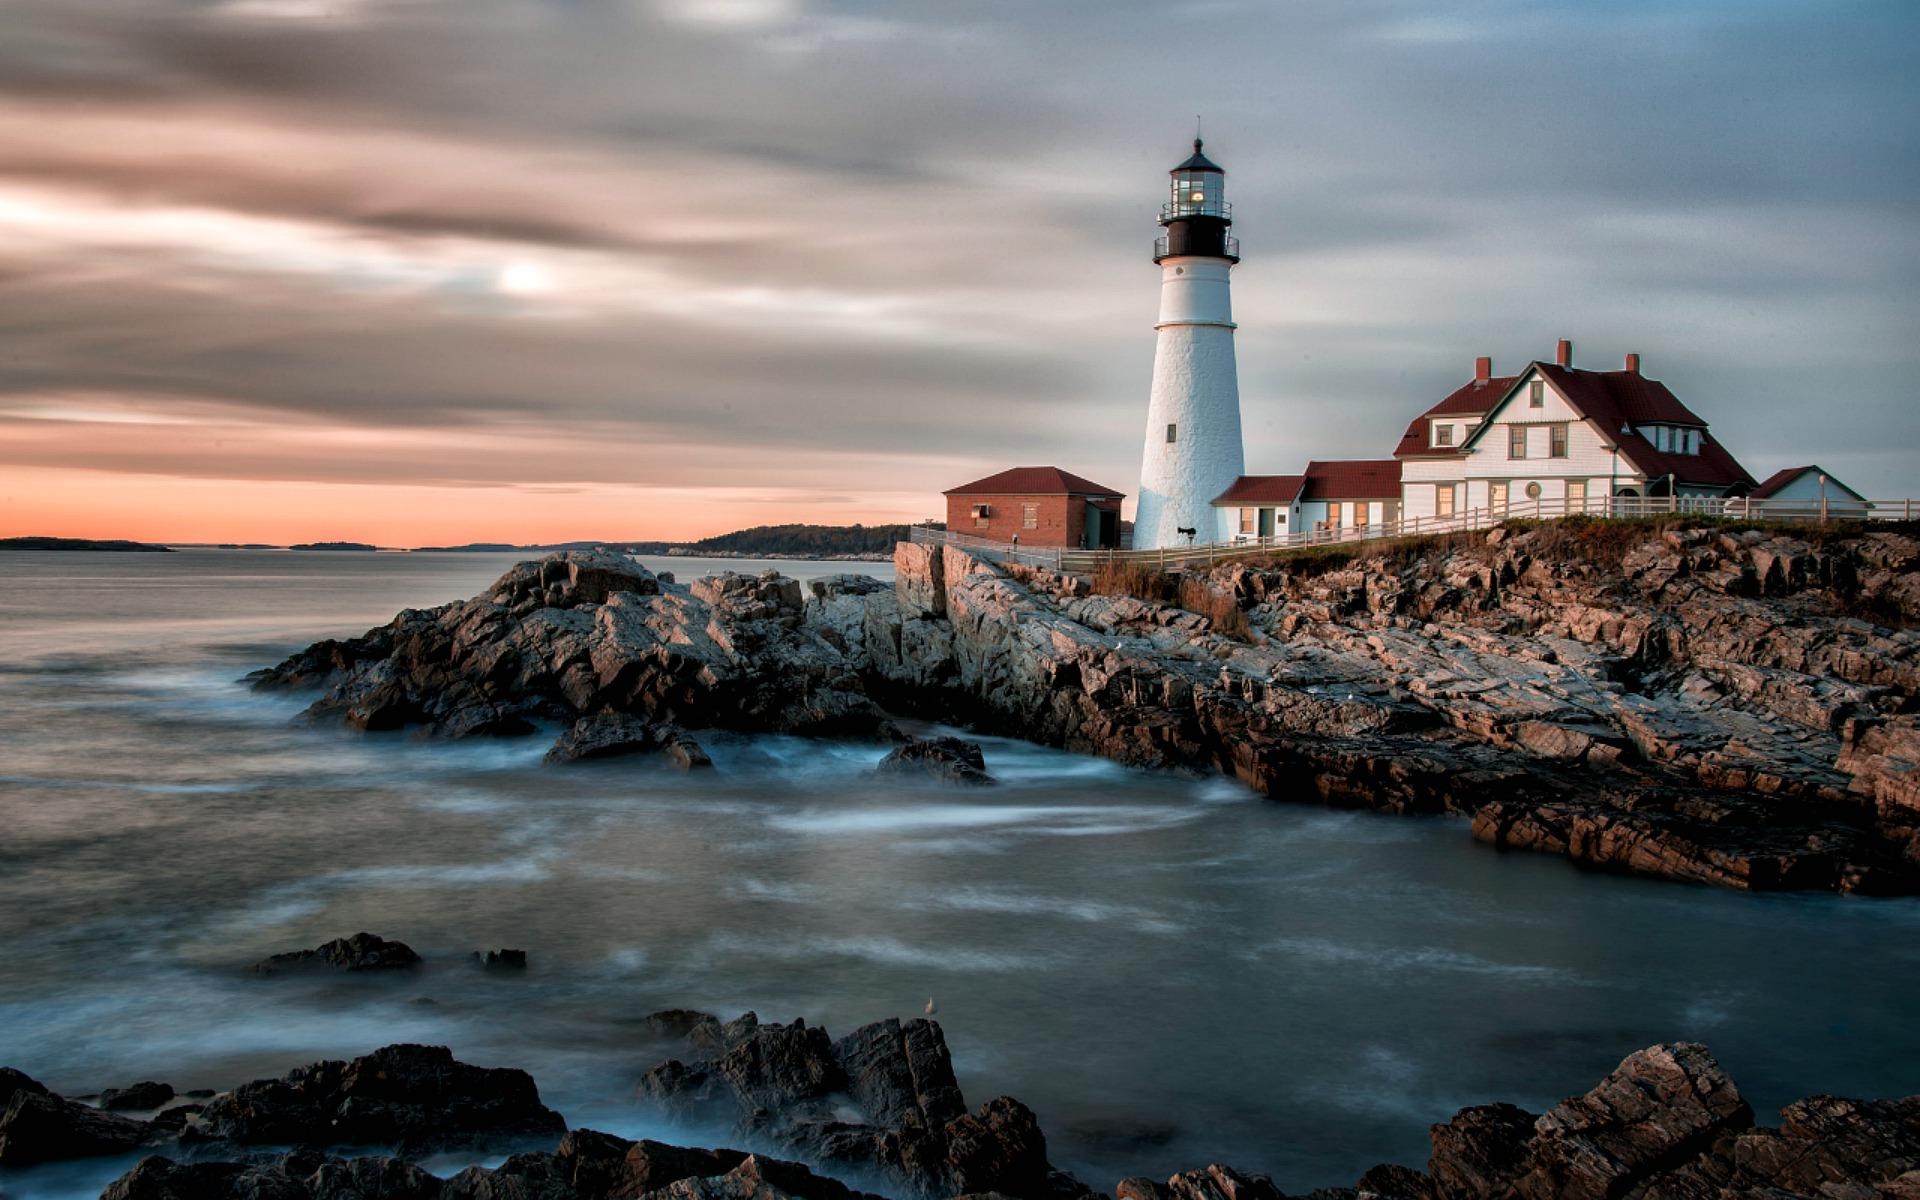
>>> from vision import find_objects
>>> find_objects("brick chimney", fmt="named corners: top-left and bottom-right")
top-left (1474, 355), bottom-right (1492, 383)
top-left (1624, 352), bottom-right (1641, 375)
top-left (1555, 338), bottom-right (1573, 367)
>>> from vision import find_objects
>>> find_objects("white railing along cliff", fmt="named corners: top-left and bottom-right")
top-left (908, 494), bottom-right (1917, 575)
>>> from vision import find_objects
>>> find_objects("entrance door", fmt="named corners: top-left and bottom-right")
top-left (1258, 508), bottom-right (1275, 537)
top-left (1489, 481), bottom-right (1509, 513)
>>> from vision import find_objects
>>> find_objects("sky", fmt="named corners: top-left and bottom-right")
top-left (1, 0), bottom-right (1915, 545)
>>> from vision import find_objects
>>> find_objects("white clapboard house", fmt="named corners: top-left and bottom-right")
top-left (1394, 340), bottom-right (1756, 522)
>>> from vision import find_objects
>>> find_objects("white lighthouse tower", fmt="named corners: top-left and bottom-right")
top-left (1132, 139), bottom-right (1244, 550)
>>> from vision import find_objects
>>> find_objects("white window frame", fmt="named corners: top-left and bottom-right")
top-left (1435, 483), bottom-right (1456, 518)
top-left (1432, 422), bottom-right (1454, 448)
top-left (1021, 502), bottom-right (1038, 530)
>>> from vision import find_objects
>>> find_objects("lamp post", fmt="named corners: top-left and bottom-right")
top-left (1819, 473), bottom-right (1829, 525)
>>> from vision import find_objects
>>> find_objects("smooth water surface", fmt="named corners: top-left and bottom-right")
top-left (1, 550), bottom-right (1916, 1197)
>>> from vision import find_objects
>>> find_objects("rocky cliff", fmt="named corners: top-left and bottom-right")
top-left (251, 521), bottom-right (1920, 893)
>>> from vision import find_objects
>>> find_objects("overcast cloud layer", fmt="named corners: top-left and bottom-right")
top-left (1, 0), bottom-right (1915, 542)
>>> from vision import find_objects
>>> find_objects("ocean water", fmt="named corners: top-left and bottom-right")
top-left (1, 549), bottom-right (1917, 1198)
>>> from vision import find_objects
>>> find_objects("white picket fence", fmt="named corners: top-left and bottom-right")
top-left (910, 493), bottom-right (1918, 574)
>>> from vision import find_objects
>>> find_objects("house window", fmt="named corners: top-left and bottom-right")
top-left (1326, 502), bottom-right (1343, 529)
top-left (1656, 426), bottom-right (1671, 452)
top-left (1239, 507), bottom-right (1255, 535)
top-left (1508, 425), bottom-right (1527, 459)
top-left (971, 502), bottom-right (990, 529)
top-left (1355, 503), bottom-right (1370, 530)
top-left (1550, 423), bottom-right (1569, 458)
top-left (1435, 483), bottom-right (1456, 517)
top-left (1529, 380), bottom-right (1545, 408)
top-left (1432, 423), bottom-right (1453, 447)
top-left (1688, 429), bottom-right (1701, 455)
top-left (1489, 481), bottom-right (1509, 511)
top-left (1021, 503), bottom-right (1038, 530)
top-left (1166, 423), bottom-right (1178, 443)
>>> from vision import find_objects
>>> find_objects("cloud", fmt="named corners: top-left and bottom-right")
top-left (0, 0), bottom-right (1914, 542)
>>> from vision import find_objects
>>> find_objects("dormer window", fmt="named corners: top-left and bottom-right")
top-left (1432, 423), bottom-right (1453, 447)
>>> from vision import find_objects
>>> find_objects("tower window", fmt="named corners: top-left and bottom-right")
top-left (1166, 423), bottom-right (1178, 443)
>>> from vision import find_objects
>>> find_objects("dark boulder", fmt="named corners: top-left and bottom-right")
top-left (641, 1009), bottom-right (726, 1045)
top-left (0, 1066), bottom-right (49, 1107)
top-left (101, 1157), bottom-right (310, 1200)
top-left (0, 1087), bottom-right (151, 1166)
top-left (192, 1043), bottom-right (565, 1156)
top-left (253, 932), bottom-right (422, 975)
top-left (474, 948), bottom-right (529, 972)
top-left (442, 1130), bottom-right (754, 1200)
top-left (100, 1152), bottom-right (442, 1200)
top-left (100, 1080), bottom-right (177, 1111)
top-left (546, 714), bottom-right (713, 769)
top-left (877, 736), bottom-right (994, 786)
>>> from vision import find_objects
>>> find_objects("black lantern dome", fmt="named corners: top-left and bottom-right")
top-left (1155, 138), bottom-right (1238, 263)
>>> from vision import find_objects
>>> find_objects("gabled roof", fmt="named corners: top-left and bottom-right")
top-left (1393, 376), bottom-right (1516, 459)
top-left (1301, 459), bottom-right (1402, 501)
top-left (1463, 363), bottom-right (1753, 490)
top-left (943, 466), bottom-right (1124, 498)
top-left (1749, 465), bottom-right (1868, 502)
top-left (1211, 475), bottom-right (1306, 506)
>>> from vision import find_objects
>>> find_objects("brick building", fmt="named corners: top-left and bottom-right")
top-left (944, 467), bottom-right (1125, 549)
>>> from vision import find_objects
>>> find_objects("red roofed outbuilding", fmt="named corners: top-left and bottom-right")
top-left (943, 466), bottom-right (1125, 549)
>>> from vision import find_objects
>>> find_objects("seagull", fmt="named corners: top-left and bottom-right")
top-left (924, 997), bottom-right (937, 1016)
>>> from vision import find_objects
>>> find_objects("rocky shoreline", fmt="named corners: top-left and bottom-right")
top-left (3, 1004), bottom-right (1916, 1199)
top-left (250, 521), bottom-right (1920, 894)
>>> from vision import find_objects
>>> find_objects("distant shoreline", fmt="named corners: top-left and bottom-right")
top-left (0, 536), bottom-right (172, 552)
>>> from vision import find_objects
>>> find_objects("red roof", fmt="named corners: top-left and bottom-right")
top-left (1211, 475), bottom-right (1306, 506)
top-left (944, 466), bottom-right (1124, 497)
top-left (1393, 376), bottom-right (1516, 459)
top-left (1749, 465), bottom-right (1866, 502)
top-left (1515, 364), bottom-right (1752, 490)
top-left (1301, 459), bottom-right (1402, 501)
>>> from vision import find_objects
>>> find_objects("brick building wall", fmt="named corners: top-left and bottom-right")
top-left (944, 493), bottom-right (1120, 548)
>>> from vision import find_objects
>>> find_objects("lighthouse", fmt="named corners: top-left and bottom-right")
top-left (1132, 139), bottom-right (1245, 550)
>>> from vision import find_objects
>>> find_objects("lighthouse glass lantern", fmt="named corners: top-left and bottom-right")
top-left (1154, 138), bottom-right (1237, 263)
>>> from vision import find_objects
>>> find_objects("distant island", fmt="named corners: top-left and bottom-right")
top-left (0, 536), bottom-right (171, 552)
top-left (289, 541), bottom-right (382, 552)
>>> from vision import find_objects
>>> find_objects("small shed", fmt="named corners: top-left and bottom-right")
top-left (944, 467), bottom-right (1125, 549)
top-left (1745, 465), bottom-right (1871, 518)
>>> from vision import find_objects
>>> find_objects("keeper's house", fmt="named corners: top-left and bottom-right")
top-left (943, 467), bottom-right (1125, 550)
top-left (1395, 340), bottom-right (1755, 521)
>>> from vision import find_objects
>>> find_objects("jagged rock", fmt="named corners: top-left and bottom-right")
top-left (876, 736), bottom-right (994, 786)
top-left (192, 1043), bottom-right (565, 1155)
top-left (831, 1018), bottom-right (967, 1130)
top-left (99, 1080), bottom-right (176, 1110)
top-left (0, 1085), bottom-right (153, 1165)
top-left (475, 948), bottom-right (529, 971)
top-left (1730, 1093), bottom-right (1920, 1196)
top-left (1426, 1102), bottom-right (1535, 1199)
top-left (1506, 1042), bottom-right (1751, 1200)
top-left (253, 932), bottom-right (422, 974)
top-left (639, 1016), bottom-right (1086, 1200)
